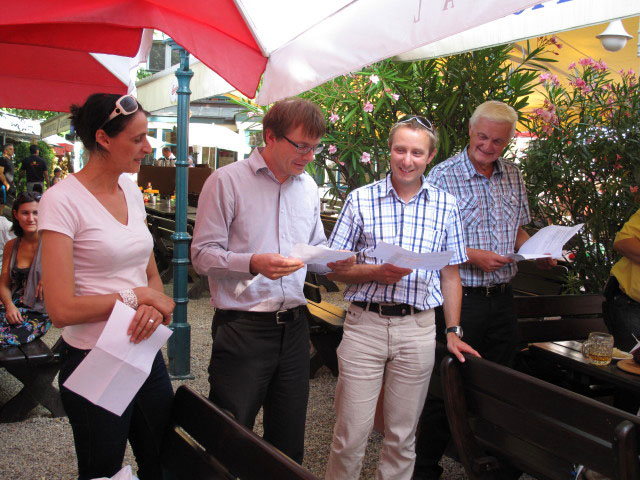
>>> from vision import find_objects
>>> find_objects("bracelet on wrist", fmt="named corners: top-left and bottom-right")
top-left (119, 288), bottom-right (138, 310)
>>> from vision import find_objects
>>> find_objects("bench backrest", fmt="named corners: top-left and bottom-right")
top-left (440, 354), bottom-right (640, 480)
top-left (514, 294), bottom-right (607, 342)
top-left (162, 386), bottom-right (318, 480)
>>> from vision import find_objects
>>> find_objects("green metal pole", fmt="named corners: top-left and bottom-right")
top-left (167, 42), bottom-right (194, 379)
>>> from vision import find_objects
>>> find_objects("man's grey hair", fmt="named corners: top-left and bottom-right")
top-left (469, 101), bottom-right (518, 137)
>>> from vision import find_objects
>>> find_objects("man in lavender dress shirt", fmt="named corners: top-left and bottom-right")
top-left (191, 98), bottom-right (351, 463)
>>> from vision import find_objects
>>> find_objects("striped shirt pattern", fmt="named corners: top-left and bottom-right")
top-left (427, 148), bottom-right (530, 287)
top-left (328, 174), bottom-right (467, 310)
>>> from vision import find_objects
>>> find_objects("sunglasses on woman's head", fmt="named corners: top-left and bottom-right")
top-left (98, 95), bottom-right (139, 130)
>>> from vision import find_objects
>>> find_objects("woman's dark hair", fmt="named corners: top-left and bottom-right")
top-left (11, 192), bottom-right (40, 237)
top-left (54, 167), bottom-right (61, 173)
top-left (69, 93), bottom-right (149, 153)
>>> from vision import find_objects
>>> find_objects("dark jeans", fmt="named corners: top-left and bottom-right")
top-left (58, 341), bottom-right (174, 480)
top-left (413, 288), bottom-right (518, 480)
top-left (610, 292), bottom-right (640, 352)
top-left (208, 308), bottom-right (310, 464)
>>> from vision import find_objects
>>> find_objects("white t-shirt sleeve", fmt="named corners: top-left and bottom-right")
top-left (38, 184), bottom-right (79, 239)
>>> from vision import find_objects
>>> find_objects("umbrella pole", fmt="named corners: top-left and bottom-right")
top-left (168, 43), bottom-right (194, 379)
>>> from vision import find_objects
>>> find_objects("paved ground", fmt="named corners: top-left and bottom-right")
top-left (0, 284), bottom-right (490, 479)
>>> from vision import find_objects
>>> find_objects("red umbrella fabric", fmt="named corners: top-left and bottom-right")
top-left (6, 0), bottom-right (550, 105)
top-left (0, 43), bottom-right (129, 112)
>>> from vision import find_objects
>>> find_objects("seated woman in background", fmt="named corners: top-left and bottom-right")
top-left (0, 192), bottom-right (49, 346)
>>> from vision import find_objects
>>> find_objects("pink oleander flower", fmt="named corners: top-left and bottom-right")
top-left (616, 154), bottom-right (623, 160)
top-left (329, 113), bottom-right (339, 124)
top-left (360, 152), bottom-right (371, 164)
top-left (328, 144), bottom-right (337, 155)
top-left (338, 161), bottom-right (345, 166)
top-left (370, 74), bottom-right (380, 84)
top-left (630, 186), bottom-right (638, 193)
top-left (391, 93), bottom-right (400, 101)
top-left (613, 162), bottom-right (623, 170)
top-left (595, 60), bottom-right (607, 72)
top-left (579, 57), bottom-right (595, 67)
top-left (568, 62), bottom-right (576, 70)
top-left (363, 102), bottom-right (374, 113)
top-left (539, 73), bottom-right (551, 82)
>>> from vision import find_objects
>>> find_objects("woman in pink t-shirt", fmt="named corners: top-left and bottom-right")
top-left (39, 93), bottom-right (175, 480)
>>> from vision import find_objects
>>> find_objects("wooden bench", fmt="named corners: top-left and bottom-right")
top-left (515, 294), bottom-right (607, 344)
top-left (511, 260), bottom-right (569, 296)
top-left (440, 352), bottom-right (640, 480)
top-left (0, 337), bottom-right (65, 422)
top-left (162, 385), bottom-right (318, 480)
top-left (147, 214), bottom-right (209, 299)
top-left (304, 274), bottom-right (346, 378)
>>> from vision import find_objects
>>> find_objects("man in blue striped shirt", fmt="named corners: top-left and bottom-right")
top-left (414, 101), bottom-right (555, 480)
top-left (324, 117), bottom-right (478, 480)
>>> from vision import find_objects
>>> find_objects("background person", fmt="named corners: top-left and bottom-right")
top-left (0, 143), bottom-right (16, 203)
top-left (51, 167), bottom-right (63, 186)
top-left (155, 146), bottom-right (175, 167)
top-left (21, 144), bottom-right (50, 194)
top-left (39, 93), bottom-right (175, 480)
top-left (607, 208), bottom-right (640, 352)
top-left (0, 192), bottom-right (49, 346)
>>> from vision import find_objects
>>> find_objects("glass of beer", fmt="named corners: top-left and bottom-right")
top-left (582, 332), bottom-right (614, 366)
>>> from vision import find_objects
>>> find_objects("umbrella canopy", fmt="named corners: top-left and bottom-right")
top-left (4, 0), bottom-right (551, 110)
top-left (189, 123), bottom-right (250, 155)
top-left (0, 29), bottom-right (152, 112)
top-left (396, 0), bottom-right (640, 61)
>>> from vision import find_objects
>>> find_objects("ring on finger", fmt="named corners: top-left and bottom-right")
top-left (148, 319), bottom-right (155, 324)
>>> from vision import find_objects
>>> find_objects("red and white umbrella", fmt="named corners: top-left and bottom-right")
top-left (3, 0), bottom-right (550, 111)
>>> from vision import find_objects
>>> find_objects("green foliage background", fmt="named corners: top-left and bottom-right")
top-left (521, 62), bottom-right (640, 293)
top-left (300, 40), bottom-right (556, 203)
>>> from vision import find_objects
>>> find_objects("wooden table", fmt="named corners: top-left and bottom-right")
top-left (529, 340), bottom-right (640, 397)
top-left (145, 203), bottom-right (197, 224)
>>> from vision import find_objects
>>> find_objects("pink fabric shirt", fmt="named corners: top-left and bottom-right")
top-left (38, 174), bottom-right (153, 349)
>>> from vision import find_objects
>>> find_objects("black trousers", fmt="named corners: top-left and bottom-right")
top-left (59, 342), bottom-right (174, 480)
top-left (413, 288), bottom-right (518, 479)
top-left (207, 308), bottom-right (310, 464)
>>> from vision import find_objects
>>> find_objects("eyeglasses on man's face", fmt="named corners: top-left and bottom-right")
top-left (397, 115), bottom-right (435, 134)
top-left (282, 135), bottom-right (324, 155)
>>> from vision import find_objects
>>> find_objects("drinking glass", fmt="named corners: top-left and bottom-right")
top-left (582, 332), bottom-right (614, 366)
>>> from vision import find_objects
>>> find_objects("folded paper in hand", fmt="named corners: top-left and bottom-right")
top-left (508, 224), bottom-right (583, 261)
top-left (289, 243), bottom-right (354, 265)
top-left (63, 301), bottom-right (173, 416)
top-left (371, 241), bottom-right (453, 270)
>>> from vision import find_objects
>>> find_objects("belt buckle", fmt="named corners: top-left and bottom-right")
top-left (377, 303), bottom-right (396, 318)
top-left (485, 285), bottom-right (493, 296)
top-left (276, 309), bottom-right (288, 325)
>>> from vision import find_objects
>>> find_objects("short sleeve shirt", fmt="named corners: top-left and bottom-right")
top-left (38, 175), bottom-right (153, 349)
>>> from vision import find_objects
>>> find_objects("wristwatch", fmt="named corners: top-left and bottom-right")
top-left (445, 326), bottom-right (464, 339)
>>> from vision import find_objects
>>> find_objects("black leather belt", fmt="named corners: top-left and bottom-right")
top-left (463, 283), bottom-right (511, 297)
top-left (352, 301), bottom-right (421, 317)
top-left (215, 306), bottom-right (304, 324)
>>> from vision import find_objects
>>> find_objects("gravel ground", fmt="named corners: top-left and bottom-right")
top-left (0, 284), bottom-right (508, 480)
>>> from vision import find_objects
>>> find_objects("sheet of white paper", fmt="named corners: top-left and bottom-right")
top-left (506, 253), bottom-right (553, 261)
top-left (371, 241), bottom-right (454, 270)
top-left (289, 243), bottom-right (354, 265)
top-left (516, 224), bottom-right (584, 258)
top-left (63, 301), bottom-right (172, 416)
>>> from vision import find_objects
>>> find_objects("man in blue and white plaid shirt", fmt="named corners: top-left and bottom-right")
top-left (324, 117), bottom-right (478, 480)
top-left (414, 101), bottom-right (556, 480)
